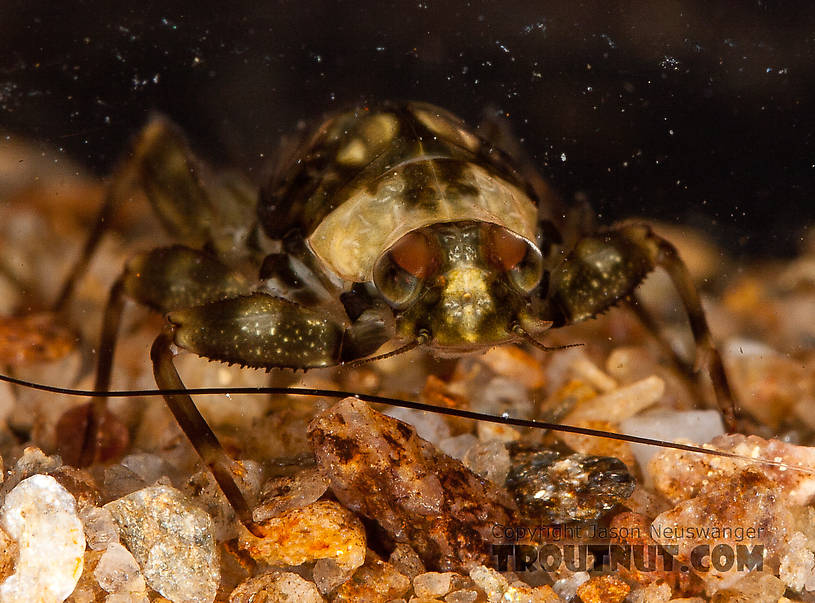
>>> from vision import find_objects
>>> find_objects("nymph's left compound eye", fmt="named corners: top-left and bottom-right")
top-left (485, 225), bottom-right (544, 294)
top-left (373, 231), bottom-right (438, 309)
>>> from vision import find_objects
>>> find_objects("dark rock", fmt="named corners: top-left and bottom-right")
top-left (506, 442), bottom-right (635, 523)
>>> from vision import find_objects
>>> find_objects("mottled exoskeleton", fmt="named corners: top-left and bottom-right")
top-left (56, 101), bottom-right (736, 533)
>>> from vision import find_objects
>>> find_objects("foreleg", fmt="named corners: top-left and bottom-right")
top-left (546, 224), bottom-right (736, 429)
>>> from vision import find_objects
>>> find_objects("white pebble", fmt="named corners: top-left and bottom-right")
top-left (620, 409), bottom-right (724, 475)
top-left (384, 407), bottom-right (451, 445)
top-left (469, 566), bottom-right (508, 603)
top-left (779, 531), bottom-right (815, 591)
top-left (412, 571), bottom-right (456, 597)
top-left (80, 506), bottom-right (120, 551)
top-left (462, 441), bottom-right (510, 485)
top-left (552, 571), bottom-right (590, 601)
top-left (439, 434), bottom-right (478, 460)
top-left (569, 355), bottom-right (618, 392)
top-left (94, 542), bottom-right (146, 595)
top-left (0, 474), bottom-right (85, 602)
top-left (120, 453), bottom-right (176, 484)
top-left (562, 375), bottom-right (665, 424)
top-left (313, 558), bottom-right (353, 594)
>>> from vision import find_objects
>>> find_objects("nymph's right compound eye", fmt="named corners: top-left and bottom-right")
top-left (373, 231), bottom-right (437, 309)
top-left (484, 224), bottom-right (544, 294)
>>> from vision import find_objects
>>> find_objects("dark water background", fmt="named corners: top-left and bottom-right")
top-left (1, 0), bottom-right (813, 257)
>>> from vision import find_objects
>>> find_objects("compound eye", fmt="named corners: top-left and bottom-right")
top-left (389, 231), bottom-right (438, 279)
top-left (373, 231), bottom-right (436, 309)
top-left (485, 225), bottom-right (544, 294)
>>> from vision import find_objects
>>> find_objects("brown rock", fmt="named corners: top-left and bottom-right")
top-left (308, 398), bottom-right (516, 571)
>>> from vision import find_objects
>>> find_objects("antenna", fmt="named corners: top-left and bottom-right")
top-left (0, 371), bottom-right (811, 476)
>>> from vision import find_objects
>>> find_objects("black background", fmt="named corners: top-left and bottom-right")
top-left (1, 0), bottom-right (813, 257)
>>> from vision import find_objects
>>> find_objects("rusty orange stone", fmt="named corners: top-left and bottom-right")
top-left (576, 574), bottom-right (631, 603)
top-left (0, 313), bottom-right (75, 366)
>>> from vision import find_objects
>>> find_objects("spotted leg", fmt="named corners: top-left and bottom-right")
top-left (149, 288), bottom-right (390, 531)
top-left (544, 223), bottom-right (737, 430)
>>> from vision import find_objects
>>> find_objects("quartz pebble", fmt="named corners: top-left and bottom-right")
top-left (0, 525), bottom-right (16, 582)
top-left (388, 543), bottom-right (426, 579)
top-left (779, 531), bottom-right (815, 592)
top-left (479, 345), bottom-right (546, 389)
top-left (309, 398), bottom-right (515, 571)
top-left (444, 590), bottom-right (479, 603)
top-left (102, 462), bottom-right (152, 501)
top-left (651, 470), bottom-right (795, 587)
top-left (68, 549), bottom-right (105, 603)
top-left (504, 582), bottom-right (562, 602)
top-left (184, 460), bottom-right (263, 541)
top-left (49, 465), bottom-right (101, 511)
top-left (569, 355), bottom-right (618, 393)
top-left (471, 377), bottom-right (533, 420)
top-left (229, 571), bottom-right (325, 603)
top-left (468, 566), bottom-right (560, 602)
top-left (462, 440), bottom-right (510, 485)
top-left (253, 465), bottom-right (331, 522)
top-left (80, 505), bottom-right (120, 551)
top-left (708, 572), bottom-right (785, 602)
top-left (649, 434), bottom-right (815, 506)
top-left (93, 541), bottom-right (147, 598)
top-left (561, 375), bottom-right (665, 425)
top-left (476, 421), bottom-right (521, 443)
top-left (552, 571), bottom-right (590, 601)
top-left (120, 452), bottom-right (178, 485)
top-left (413, 572), bottom-right (456, 598)
top-left (331, 551), bottom-right (410, 602)
top-left (104, 484), bottom-right (219, 603)
top-left (239, 499), bottom-right (366, 573)
top-left (724, 342), bottom-right (813, 428)
top-left (627, 582), bottom-right (672, 603)
top-left (620, 410), bottom-right (725, 475)
top-left (0, 474), bottom-right (85, 602)
top-left (385, 406), bottom-right (451, 445)
top-left (468, 566), bottom-right (507, 603)
top-left (0, 446), bottom-right (61, 497)
top-left (313, 558), bottom-right (354, 594)
top-left (438, 434), bottom-right (479, 461)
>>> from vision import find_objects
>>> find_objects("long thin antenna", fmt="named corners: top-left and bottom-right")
top-left (0, 372), bottom-right (811, 476)
top-left (341, 337), bottom-right (424, 368)
top-left (513, 325), bottom-right (583, 352)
